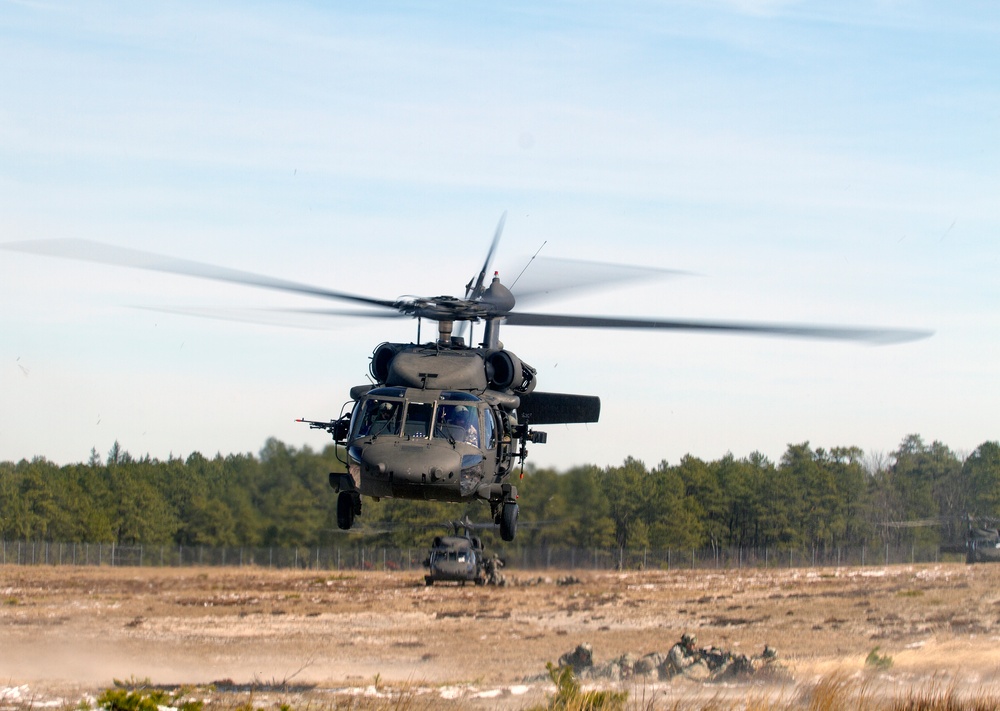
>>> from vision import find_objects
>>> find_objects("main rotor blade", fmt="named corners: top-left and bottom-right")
top-left (465, 210), bottom-right (507, 301)
top-left (508, 257), bottom-right (690, 307)
top-left (135, 305), bottom-right (405, 329)
top-left (503, 312), bottom-right (932, 345)
top-left (2, 239), bottom-right (398, 311)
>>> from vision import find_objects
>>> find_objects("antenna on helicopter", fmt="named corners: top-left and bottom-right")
top-left (509, 240), bottom-right (547, 292)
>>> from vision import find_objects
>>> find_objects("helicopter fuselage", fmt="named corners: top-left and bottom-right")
top-left (343, 384), bottom-right (515, 504)
top-left (423, 534), bottom-right (486, 586)
top-left (302, 337), bottom-right (600, 540)
top-left (306, 338), bottom-right (546, 540)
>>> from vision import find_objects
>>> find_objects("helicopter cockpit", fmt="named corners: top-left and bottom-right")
top-left (348, 387), bottom-right (497, 449)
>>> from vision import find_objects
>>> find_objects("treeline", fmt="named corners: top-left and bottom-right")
top-left (1, 435), bottom-right (998, 554)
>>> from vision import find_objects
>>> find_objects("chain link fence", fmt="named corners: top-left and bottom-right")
top-left (0, 538), bottom-right (964, 571)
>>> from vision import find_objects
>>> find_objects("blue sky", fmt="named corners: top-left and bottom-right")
top-left (1, 1), bottom-right (997, 470)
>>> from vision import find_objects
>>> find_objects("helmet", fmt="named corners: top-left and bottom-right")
top-left (681, 633), bottom-right (696, 647)
top-left (446, 407), bottom-right (471, 426)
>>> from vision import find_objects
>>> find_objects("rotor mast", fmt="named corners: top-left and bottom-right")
top-left (479, 272), bottom-right (515, 351)
top-left (438, 320), bottom-right (454, 345)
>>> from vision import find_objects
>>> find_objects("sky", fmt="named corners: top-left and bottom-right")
top-left (1, 0), bottom-right (997, 471)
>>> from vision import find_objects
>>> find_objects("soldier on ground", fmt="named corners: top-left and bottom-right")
top-left (558, 643), bottom-right (594, 674)
top-left (664, 633), bottom-right (710, 679)
top-left (484, 552), bottom-right (505, 586)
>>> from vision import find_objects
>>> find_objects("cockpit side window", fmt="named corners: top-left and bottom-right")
top-left (352, 398), bottom-right (402, 438)
top-left (484, 409), bottom-right (497, 449)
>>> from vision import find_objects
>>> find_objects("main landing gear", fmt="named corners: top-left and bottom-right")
top-left (492, 483), bottom-right (519, 542)
top-left (500, 501), bottom-right (518, 542)
top-left (336, 491), bottom-right (362, 530)
top-left (331, 472), bottom-right (362, 531)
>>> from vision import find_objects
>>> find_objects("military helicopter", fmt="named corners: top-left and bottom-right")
top-left (422, 515), bottom-right (502, 586)
top-left (2, 214), bottom-right (932, 542)
top-left (964, 516), bottom-right (1000, 564)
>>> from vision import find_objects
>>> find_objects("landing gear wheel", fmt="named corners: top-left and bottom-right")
top-left (499, 502), bottom-right (518, 542)
top-left (336, 491), bottom-right (356, 530)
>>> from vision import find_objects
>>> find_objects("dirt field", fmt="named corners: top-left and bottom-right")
top-left (3, 562), bottom-right (1000, 709)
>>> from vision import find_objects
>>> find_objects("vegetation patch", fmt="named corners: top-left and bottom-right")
top-left (96, 679), bottom-right (203, 711)
top-left (528, 664), bottom-right (627, 711)
top-left (865, 646), bottom-right (894, 670)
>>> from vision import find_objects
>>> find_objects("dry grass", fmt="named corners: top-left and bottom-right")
top-left (3, 563), bottom-right (1000, 709)
top-left (43, 673), bottom-right (1000, 711)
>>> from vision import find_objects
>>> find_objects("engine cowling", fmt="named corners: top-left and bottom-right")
top-left (370, 342), bottom-right (403, 384)
top-left (486, 350), bottom-right (536, 394)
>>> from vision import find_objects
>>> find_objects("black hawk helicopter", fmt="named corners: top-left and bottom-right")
top-left (2, 214), bottom-right (932, 541)
top-left (422, 515), bottom-right (503, 586)
top-left (962, 515), bottom-right (1000, 564)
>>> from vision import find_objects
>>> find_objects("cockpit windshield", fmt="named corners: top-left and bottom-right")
top-left (350, 389), bottom-right (483, 447)
top-left (433, 403), bottom-right (480, 446)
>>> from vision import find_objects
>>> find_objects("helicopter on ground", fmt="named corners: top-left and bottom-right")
top-left (963, 516), bottom-right (1000, 564)
top-left (422, 515), bottom-right (505, 586)
top-left (3, 214), bottom-right (932, 542)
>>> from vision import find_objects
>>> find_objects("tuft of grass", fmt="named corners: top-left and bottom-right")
top-left (865, 646), bottom-right (894, 671)
top-left (97, 680), bottom-right (203, 711)
top-left (526, 663), bottom-right (628, 711)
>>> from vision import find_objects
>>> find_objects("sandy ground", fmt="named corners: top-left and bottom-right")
top-left (3, 563), bottom-right (1000, 709)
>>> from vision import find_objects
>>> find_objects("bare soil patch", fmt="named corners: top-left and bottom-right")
top-left (3, 563), bottom-right (1000, 708)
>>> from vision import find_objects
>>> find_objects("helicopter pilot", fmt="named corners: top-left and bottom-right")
top-left (435, 405), bottom-right (479, 446)
top-left (359, 401), bottom-right (400, 437)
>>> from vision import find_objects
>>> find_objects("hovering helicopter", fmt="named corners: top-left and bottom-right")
top-left (422, 516), bottom-right (503, 586)
top-left (2, 214), bottom-right (932, 542)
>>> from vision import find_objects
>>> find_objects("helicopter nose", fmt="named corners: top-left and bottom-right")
top-left (359, 441), bottom-right (468, 495)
